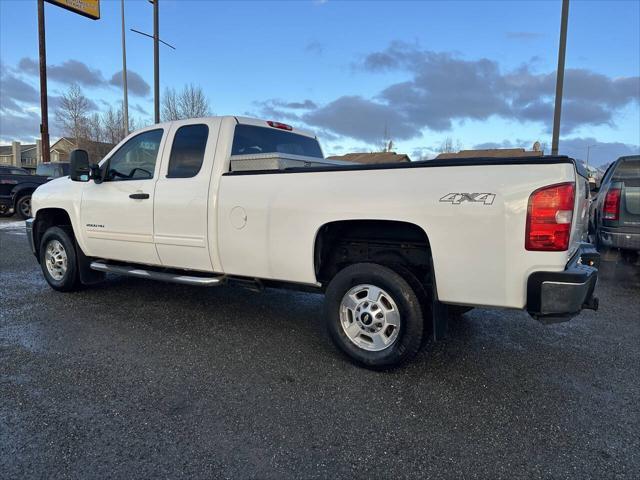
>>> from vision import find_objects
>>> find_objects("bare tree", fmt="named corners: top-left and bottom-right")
top-left (437, 137), bottom-right (463, 154)
top-left (161, 87), bottom-right (180, 121)
top-left (86, 113), bottom-right (104, 143)
top-left (56, 84), bottom-right (91, 143)
top-left (179, 83), bottom-right (210, 118)
top-left (162, 84), bottom-right (211, 121)
top-left (102, 106), bottom-right (125, 144)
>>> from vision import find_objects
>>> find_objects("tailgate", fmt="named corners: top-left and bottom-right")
top-left (570, 169), bottom-right (590, 255)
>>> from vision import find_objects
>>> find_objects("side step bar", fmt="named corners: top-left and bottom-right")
top-left (90, 261), bottom-right (225, 287)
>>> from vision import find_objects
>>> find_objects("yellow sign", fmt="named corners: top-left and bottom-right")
top-left (45, 0), bottom-right (100, 20)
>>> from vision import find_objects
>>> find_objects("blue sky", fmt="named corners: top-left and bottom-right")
top-left (1, 0), bottom-right (639, 166)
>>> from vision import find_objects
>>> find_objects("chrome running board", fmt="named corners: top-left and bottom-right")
top-left (90, 261), bottom-right (225, 287)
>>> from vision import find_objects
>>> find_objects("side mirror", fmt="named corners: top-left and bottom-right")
top-left (69, 149), bottom-right (90, 182)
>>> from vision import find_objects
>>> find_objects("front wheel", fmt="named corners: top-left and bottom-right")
top-left (324, 263), bottom-right (425, 369)
top-left (39, 227), bottom-right (81, 292)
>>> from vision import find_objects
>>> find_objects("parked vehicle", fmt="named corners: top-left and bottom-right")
top-left (590, 155), bottom-right (640, 256)
top-left (26, 117), bottom-right (600, 368)
top-left (36, 162), bottom-right (70, 179)
top-left (0, 166), bottom-right (49, 219)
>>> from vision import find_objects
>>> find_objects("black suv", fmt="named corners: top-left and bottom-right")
top-left (590, 155), bottom-right (640, 256)
top-left (0, 166), bottom-right (49, 219)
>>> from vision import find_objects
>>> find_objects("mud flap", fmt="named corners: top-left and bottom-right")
top-left (432, 299), bottom-right (448, 341)
top-left (74, 238), bottom-right (105, 285)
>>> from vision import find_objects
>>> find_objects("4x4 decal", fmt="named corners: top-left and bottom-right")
top-left (439, 193), bottom-right (496, 205)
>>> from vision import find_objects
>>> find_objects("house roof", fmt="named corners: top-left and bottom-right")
top-left (327, 152), bottom-right (411, 164)
top-left (50, 137), bottom-right (115, 151)
top-left (0, 144), bottom-right (37, 156)
top-left (436, 148), bottom-right (543, 159)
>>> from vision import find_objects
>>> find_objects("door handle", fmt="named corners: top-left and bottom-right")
top-left (129, 193), bottom-right (149, 200)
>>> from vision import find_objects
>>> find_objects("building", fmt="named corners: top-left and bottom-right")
top-left (0, 137), bottom-right (114, 173)
top-left (327, 152), bottom-right (411, 164)
top-left (50, 137), bottom-right (115, 164)
top-left (0, 141), bottom-right (41, 172)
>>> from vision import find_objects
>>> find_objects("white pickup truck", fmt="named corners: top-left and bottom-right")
top-left (26, 116), bottom-right (600, 368)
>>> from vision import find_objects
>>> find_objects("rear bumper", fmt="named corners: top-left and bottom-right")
top-left (599, 227), bottom-right (640, 251)
top-left (527, 243), bottom-right (599, 323)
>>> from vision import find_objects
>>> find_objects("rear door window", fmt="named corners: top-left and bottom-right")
top-left (231, 124), bottom-right (323, 158)
top-left (167, 124), bottom-right (209, 178)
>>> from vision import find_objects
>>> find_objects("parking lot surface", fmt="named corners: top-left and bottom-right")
top-left (1, 217), bottom-right (639, 479)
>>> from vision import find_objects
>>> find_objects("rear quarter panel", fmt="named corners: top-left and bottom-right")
top-left (217, 162), bottom-right (576, 309)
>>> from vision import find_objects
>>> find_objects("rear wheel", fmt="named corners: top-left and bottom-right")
top-left (39, 227), bottom-right (81, 292)
top-left (16, 195), bottom-right (32, 219)
top-left (324, 263), bottom-right (425, 368)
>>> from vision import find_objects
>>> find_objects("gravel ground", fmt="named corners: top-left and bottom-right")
top-left (1, 217), bottom-right (639, 479)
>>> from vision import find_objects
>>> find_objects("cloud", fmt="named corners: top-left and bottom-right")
top-left (296, 41), bottom-right (639, 142)
top-left (305, 41), bottom-right (324, 55)
top-left (19, 57), bottom-right (151, 97)
top-left (506, 31), bottom-right (544, 40)
top-left (109, 70), bottom-right (151, 97)
top-left (0, 70), bottom-right (39, 111)
top-left (131, 103), bottom-right (149, 115)
top-left (262, 98), bottom-right (317, 110)
top-left (557, 137), bottom-right (640, 167)
top-left (20, 57), bottom-right (104, 86)
top-left (17, 57), bottom-right (39, 75)
top-left (303, 96), bottom-right (421, 143)
top-left (0, 110), bottom-right (42, 143)
top-left (48, 59), bottom-right (104, 86)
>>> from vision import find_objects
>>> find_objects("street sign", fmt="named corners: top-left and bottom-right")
top-left (45, 0), bottom-right (100, 20)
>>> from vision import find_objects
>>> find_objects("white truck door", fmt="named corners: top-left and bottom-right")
top-left (80, 127), bottom-right (166, 265)
top-left (153, 119), bottom-right (220, 271)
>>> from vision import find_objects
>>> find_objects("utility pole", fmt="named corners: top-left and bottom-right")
top-left (132, 1), bottom-right (174, 124)
top-left (551, 0), bottom-right (570, 156)
top-left (121, 0), bottom-right (129, 134)
top-left (37, 0), bottom-right (51, 163)
top-left (153, 0), bottom-right (160, 124)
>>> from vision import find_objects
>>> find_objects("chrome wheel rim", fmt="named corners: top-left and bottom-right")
top-left (45, 240), bottom-right (68, 281)
top-left (339, 284), bottom-right (401, 351)
top-left (19, 198), bottom-right (31, 217)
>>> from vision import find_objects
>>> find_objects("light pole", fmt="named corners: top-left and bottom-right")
top-left (551, 0), bottom-right (570, 156)
top-left (121, 0), bottom-right (129, 134)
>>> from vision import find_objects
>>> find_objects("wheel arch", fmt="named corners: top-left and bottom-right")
top-left (312, 219), bottom-right (435, 290)
top-left (33, 208), bottom-right (74, 260)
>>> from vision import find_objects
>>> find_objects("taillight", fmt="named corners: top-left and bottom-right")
top-left (525, 182), bottom-right (575, 251)
top-left (267, 120), bottom-right (293, 131)
top-left (603, 188), bottom-right (621, 220)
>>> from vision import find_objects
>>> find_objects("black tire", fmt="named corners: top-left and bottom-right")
top-left (16, 195), bottom-right (32, 219)
top-left (324, 263), bottom-right (425, 369)
top-left (39, 226), bottom-right (81, 292)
